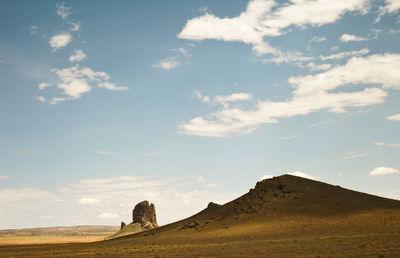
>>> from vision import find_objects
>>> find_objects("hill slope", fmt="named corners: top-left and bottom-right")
top-left (1, 175), bottom-right (400, 257)
top-left (127, 174), bottom-right (400, 235)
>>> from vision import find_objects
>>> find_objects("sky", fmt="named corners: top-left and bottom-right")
top-left (0, 0), bottom-right (399, 229)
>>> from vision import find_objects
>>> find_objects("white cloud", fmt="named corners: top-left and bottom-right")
top-left (36, 96), bottom-right (46, 103)
top-left (152, 58), bottom-right (180, 70)
top-left (382, 0), bottom-right (400, 13)
top-left (373, 141), bottom-right (400, 148)
top-left (260, 175), bottom-right (274, 180)
top-left (262, 51), bottom-right (313, 65)
top-left (0, 188), bottom-right (53, 207)
top-left (0, 175), bottom-right (239, 229)
top-left (377, 0), bottom-right (400, 22)
top-left (60, 175), bottom-right (237, 225)
top-left (369, 167), bottom-right (400, 176)
top-left (309, 36), bottom-right (326, 43)
top-left (97, 150), bottom-right (118, 155)
top-left (338, 151), bottom-right (368, 160)
top-left (288, 171), bottom-right (319, 180)
top-left (179, 0), bottom-right (369, 56)
top-left (290, 53), bottom-right (400, 94)
top-left (214, 93), bottom-right (253, 107)
top-left (340, 33), bottom-right (368, 42)
top-left (387, 113), bottom-right (400, 121)
top-left (140, 152), bottom-right (159, 157)
top-left (43, 65), bottom-right (126, 103)
top-left (261, 171), bottom-right (319, 181)
top-left (320, 48), bottom-right (369, 60)
top-left (38, 82), bottom-right (51, 90)
top-left (55, 77), bottom-right (91, 99)
top-left (305, 62), bottom-right (332, 71)
top-left (179, 53), bottom-right (398, 137)
top-left (78, 197), bottom-right (102, 205)
top-left (199, 6), bottom-right (211, 13)
top-left (49, 33), bottom-right (72, 51)
top-left (0, 175), bottom-right (9, 180)
top-left (98, 82), bottom-right (129, 91)
top-left (170, 47), bottom-right (191, 57)
top-left (98, 212), bottom-right (118, 219)
top-left (49, 97), bottom-right (69, 105)
top-left (69, 49), bottom-right (86, 63)
top-left (194, 91), bottom-right (210, 103)
top-left (56, 3), bottom-right (71, 19)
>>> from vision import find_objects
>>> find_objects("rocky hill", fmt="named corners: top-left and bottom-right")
top-left (122, 174), bottom-right (400, 235)
top-left (3, 175), bottom-right (400, 257)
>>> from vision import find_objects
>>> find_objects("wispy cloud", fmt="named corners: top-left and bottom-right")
top-left (69, 49), bottom-right (86, 63)
top-left (320, 48), bottom-right (369, 60)
top-left (98, 212), bottom-right (118, 219)
top-left (56, 2), bottom-right (71, 19)
top-left (38, 82), bottom-right (51, 90)
top-left (373, 141), bottom-right (400, 148)
top-left (214, 93), bottom-right (252, 107)
top-left (340, 33), bottom-right (368, 42)
top-left (170, 47), bottom-right (191, 57)
top-left (288, 171), bottom-right (319, 180)
top-left (140, 152), bottom-right (159, 157)
top-left (179, 53), bottom-right (399, 137)
top-left (338, 151), bottom-right (368, 160)
top-left (376, 0), bottom-right (400, 22)
top-left (304, 62), bottom-right (332, 71)
top-left (78, 197), bottom-right (102, 205)
top-left (152, 58), bottom-right (180, 70)
top-left (97, 150), bottom-right (118, 155)
top-left (387, 113), bottom-right (400, 121)
top-left (193, 91), bottom-right (210, 103)
top-left (30, 25), bottom-right (38, 35)
top-left (278, 135), bottom-right (297, 140)
top-left (309, 36), bottom-right (326, 43)
top-left (261, 171), bottom-right (319, 181)
top-left (98, 82), bottom-right (129, 91)
top-left (205, 183), bottom-right (218, 189)
top-left (36, 96), bottom-right (46, 103)
top-left (0, 173), bottom-right (239, 228)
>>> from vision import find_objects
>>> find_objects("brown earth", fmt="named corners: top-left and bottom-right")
top-left (0, 226), bottom-right (119, 245)
top-left (1, 175), bottom-right (400, 257)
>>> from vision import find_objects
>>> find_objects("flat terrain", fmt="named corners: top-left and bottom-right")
top-left (1, 175), bottom-right (400, 257)
top-left (0, 226), bottom-right (119, 245)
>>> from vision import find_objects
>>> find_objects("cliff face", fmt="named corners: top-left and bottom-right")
top-left (132, 200), bottom-right (158, 229)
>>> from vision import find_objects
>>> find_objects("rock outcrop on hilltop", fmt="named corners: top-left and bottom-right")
top-left (132, 201), bottom-right (158, 229)
top-left (107, 200), bottom-right (158, 239)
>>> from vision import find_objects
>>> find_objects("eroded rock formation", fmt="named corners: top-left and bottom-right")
top-left (132, 200), bottom-right (158, 229)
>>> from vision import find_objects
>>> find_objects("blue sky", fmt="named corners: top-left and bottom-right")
top-left (0, 0), bottom-right (400, 229)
